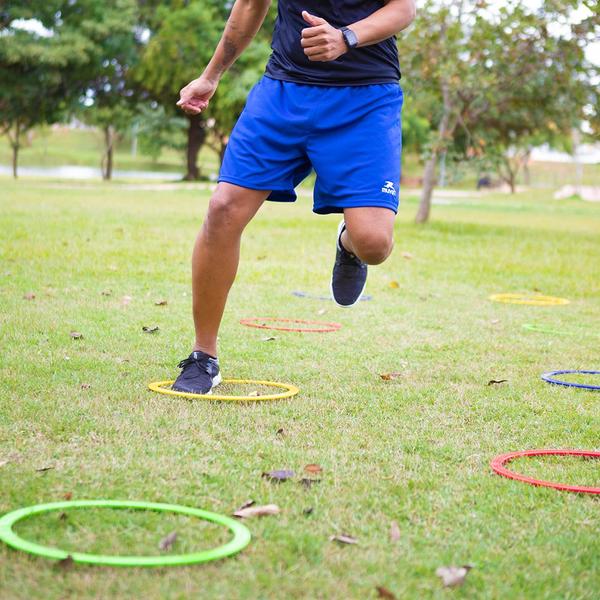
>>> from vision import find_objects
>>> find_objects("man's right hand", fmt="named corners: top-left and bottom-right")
top-left (176, 76), bottom-right (218, 115)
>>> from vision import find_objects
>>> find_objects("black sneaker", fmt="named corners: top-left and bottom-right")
top-left (172, 351), bottom-right (221, 395)
top-left (331, 221), bottom-right (368, 308)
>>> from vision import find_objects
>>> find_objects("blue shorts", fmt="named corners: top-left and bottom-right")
top-left (218, 76), bottom-right (403, 215)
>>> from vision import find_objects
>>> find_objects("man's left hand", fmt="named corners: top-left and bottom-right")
top-left (300, 11), bottom-right (348, 62)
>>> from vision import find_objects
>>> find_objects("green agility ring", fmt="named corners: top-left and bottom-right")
top-left (0, 500), bottom-right (251, 567)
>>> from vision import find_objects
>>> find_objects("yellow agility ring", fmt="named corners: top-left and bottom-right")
top-left (148, 379), bottom-right (299, 402)
top-left (489, 293), bottom-right (570, 306)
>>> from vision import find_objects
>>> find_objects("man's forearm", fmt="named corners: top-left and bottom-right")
top-left (203, 0), bottom-right (271, 82)
top-left (350, 0), bottom-right (416, 47)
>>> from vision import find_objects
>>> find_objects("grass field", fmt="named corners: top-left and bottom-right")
top-left (1, 179), bottom-right (599, 599)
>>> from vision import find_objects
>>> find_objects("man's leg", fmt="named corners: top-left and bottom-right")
top-left (340, 206), bottom-right (395, 265)
top-left (330, 207), bottom-right (395, 307)
top-left (172, 182), bottom-right (268, 394)
top-left (192, 182), bottom-right (269, 357)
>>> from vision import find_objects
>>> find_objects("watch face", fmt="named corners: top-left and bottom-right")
top-left (343, 28), bottom-right (358, 48)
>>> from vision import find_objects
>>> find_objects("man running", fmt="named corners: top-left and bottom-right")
top-left (174, 0), bottom-right (416, 394)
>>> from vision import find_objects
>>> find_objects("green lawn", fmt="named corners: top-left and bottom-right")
top-left (1, 179), bottom-right (599, 599)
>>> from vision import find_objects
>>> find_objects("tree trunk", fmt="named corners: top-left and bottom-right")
top-left (522, 149), bottom-right (531, 186)
top-left (184, 113), bottom-right (207, 181)
top-left (219, 137), bottom-right (228, 166)
top-left (101, 125), bottom-right (115, 181)
top-left (415, 79), bottom-right (452, 224)
top-left (12, 143), bottom-right (19, 179)
top-left (415, 152), bottom-right (438, 224)
top-left (500, 156), bottom-right (517, 194)
top-left (10, 120), bottom-right (21, 179)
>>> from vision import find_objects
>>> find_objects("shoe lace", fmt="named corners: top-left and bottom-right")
top-left (337, 247), bottom-right (365, 268)
top-left (177, 356), bottom-right (208, 371)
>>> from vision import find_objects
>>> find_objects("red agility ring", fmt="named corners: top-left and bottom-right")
top-left (491, 449), bottom-right (600, 494)
top-left (239, 317), bottom-right (342, 333)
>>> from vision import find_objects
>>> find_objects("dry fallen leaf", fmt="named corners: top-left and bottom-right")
top-left (23, 292), bottom-right (36, 300)
top-left (330, 534), bottom-right (358, 545)
top-left (389, 281), bottom-right (400, 289)
top-left (81, 383), bottom-right (91, 390)
top-left (376, 586), bottom-right (397, 599)
top-left (390, 520), bottom-right (401, 543)
top-left (70, 331), bottom-right (83, 339)
top-left (487, 379), bottom-right (508, 386)
top-left (401, 251), bottom-right (414, 260)
top-left (236, 500), bottom-right (255, 512)
top-left (155, 299), bottom-right (168, 306)
top-left (57, 555), bottom-right (74, 569)
top-left (158, 531), bottom-right (177, 551)
top-left (304, 464), bottom-right (323, 475)
top-left (142, 326), bottom-right (159, 334)
top-left (64, 492), bottom-right (73, 500)
top-left (380, 373), bottom-right (402, 381)
top-left (262, 469), bottom-right (295, 482)
top-left (436, 565), bottom-right (473, 588)
top-left (300, 478), bottom-right (321, 489)
top-left (233, 504), bottom-right (280, 519)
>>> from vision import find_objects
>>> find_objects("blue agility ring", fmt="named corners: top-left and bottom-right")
top-left (541, 370), bottom-right (600, 391)
top-left (292, 291), bottom-right (373, 302)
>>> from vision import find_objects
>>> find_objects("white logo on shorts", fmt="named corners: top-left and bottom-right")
top-left (381, 181), bottom-right (397, 196)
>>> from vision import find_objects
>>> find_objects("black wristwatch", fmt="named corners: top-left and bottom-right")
top-left (341, 27), bottom-right (359, 50)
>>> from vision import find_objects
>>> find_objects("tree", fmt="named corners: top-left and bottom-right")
top-left (134, 0), bottom-right (277, 178)
top-left (134, 103), bottom-right (187, 163)
top-left (0, 1), bottom-right (77, 177)
top-left (205, 40), bottom-right (271, 164)
top-left (0, 0), bottom-right (140, 178)
top-left (76, 0), bottom-right (141, 179)
top-left (401, 0), bottom-right (599, 222)
top-left (133, 1), bottom-right (222, 180)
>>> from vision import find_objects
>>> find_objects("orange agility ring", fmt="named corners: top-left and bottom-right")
top-left (489, 293), bottom-right (570, 306)
top-left (239, 317), bottom-right (342, 333)
top-left (491, 449), bottom-right (600, 494)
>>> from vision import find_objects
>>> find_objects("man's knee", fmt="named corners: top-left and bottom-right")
top-left (204, 188), bottom-right (255, 236)
top-left (349, 230), bottom-right (394, 265)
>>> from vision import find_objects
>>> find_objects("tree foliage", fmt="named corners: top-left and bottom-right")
top-left (0, 0), bottom-right (139, 177)
top-left (401, 0), bottom-right (599, 222)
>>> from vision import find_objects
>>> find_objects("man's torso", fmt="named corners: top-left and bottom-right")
top-left (265, 0), bottom-right (401, 86)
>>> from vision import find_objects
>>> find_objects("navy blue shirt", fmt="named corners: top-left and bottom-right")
top-left (265, 1), bottom-right (401, 86)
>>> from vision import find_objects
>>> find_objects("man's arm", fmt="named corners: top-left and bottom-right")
top-left (178, 0), bottom-right (271, 115)
top-left (301, 0), bottom-right (416, 63)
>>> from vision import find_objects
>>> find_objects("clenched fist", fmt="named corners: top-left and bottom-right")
top-left (300, 11), bottom-right (348, 62)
